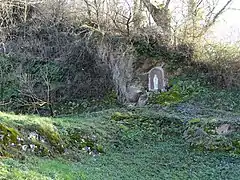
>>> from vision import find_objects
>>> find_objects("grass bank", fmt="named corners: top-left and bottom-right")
top-left (0, 78), bottom-right (240, 179)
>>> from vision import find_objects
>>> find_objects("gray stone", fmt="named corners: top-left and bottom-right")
top-left (137, 94), bottom-right (148, 107)
top-left (126, 85), bottom-right (143, 103)
top-left (216, 124), bottom-right (233, 135)
top-left (194, 128), bottom-right (208, 137)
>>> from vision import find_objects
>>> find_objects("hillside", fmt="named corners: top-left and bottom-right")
top-left (0, 0), bottom-right (240, 179)
top-left (0, 78), bottom-right (240, 179)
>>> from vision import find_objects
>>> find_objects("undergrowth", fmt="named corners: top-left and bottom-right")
top-left (0, 78), bottom-right (240, 179)
top-left (149, 76), bottom-right (240, 113)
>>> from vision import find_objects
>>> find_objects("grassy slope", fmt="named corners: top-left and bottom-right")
top-left (0, 108), bottom-right (240, 180)
top-left (1, 138), bottom-right (240, 180)
top-left (1, 78), bottom-right (240, 180)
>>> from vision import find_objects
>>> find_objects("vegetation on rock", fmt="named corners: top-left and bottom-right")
top-left (0, 0), bottom-right (239, 179)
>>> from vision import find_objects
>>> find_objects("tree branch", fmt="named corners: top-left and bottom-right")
top-left (196, 0), bottom-right (204, 9)
top-left (165, 0), bottom-right (171, 8)
top-left (207, 0), bottom-right (233, 28)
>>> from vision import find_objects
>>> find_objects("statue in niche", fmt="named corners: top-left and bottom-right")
top-left (153, 74), bottom-right (158, 90)
top-left (148, 66), bottom-right (166, 92)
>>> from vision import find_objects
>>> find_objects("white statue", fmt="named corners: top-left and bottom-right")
top-left (153, 74), bottom-right (158, 90)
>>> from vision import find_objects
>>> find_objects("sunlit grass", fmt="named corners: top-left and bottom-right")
top-left (0, 99), bottom-right (239, 179)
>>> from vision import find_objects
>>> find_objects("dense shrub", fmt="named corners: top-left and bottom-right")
top-left (149, 78), bottom-right (206, 106)
top-left (191, 43), bottom-right (240, 88)
top-left (0, 21), bottom-right (114, 114)
top-left (132, 36), bottom-right (194, 71)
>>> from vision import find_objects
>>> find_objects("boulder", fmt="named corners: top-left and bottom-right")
top-left (216, 124), bottom-right (233, 135)
top-left (137, 94), bottom-right (148, 107)
top-left (126, 85), bottom-right (143, 103)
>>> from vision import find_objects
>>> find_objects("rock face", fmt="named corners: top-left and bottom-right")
top-left (216, 124), bottom-right (233, 135)
top-left (126, 85), bottom-right (143, 103)
top-left (97, 38), bottom-right (170, 105)
top-left (98, 40), bottom-right (146, 104)
top-left (137, 94), bottom-right (148, 107)
top-left (193, 128), bottom-right (208, 137)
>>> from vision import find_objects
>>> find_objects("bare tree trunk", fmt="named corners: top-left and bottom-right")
top-left (142, 0), bottom-right (171, 42)
top-left (133, 0), bottom-right (144, 29)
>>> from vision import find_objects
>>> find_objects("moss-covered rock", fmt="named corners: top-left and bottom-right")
top-left (67, 128), bottom-right (104, 155)
top-left (0, 123), bottom-right (19, 145)
top-left (0, 124), bottom-right (21, 157)
top-left (184, 119), bottom-right (240, 154)
top-left (110, 110), bottom-right (184, 148)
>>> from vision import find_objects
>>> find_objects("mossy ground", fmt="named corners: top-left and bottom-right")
top-left (1, 138), bottom-right (240, 180)
top-left (0, 78), bottom-right (240, 179)
top-left (0, 106), bottom-right (239, 179)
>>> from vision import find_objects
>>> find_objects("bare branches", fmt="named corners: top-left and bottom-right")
top-left (205, 0), bottom-right (233, 29)
top-left (196, 0), bottom-right (204, 8)
top-left (171, 0), bottom-right (235, 45)
top-left (165, 0), bottom-right (171, 8)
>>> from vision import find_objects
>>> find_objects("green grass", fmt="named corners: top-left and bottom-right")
top-left (0, 107), bottom-right (239, 179)
top-left (1, 138), bottom-right (240, 180)
top-left (150, 77), bottom-right (240, 113)
top-left (1, 77), bottom-right (240, 179)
